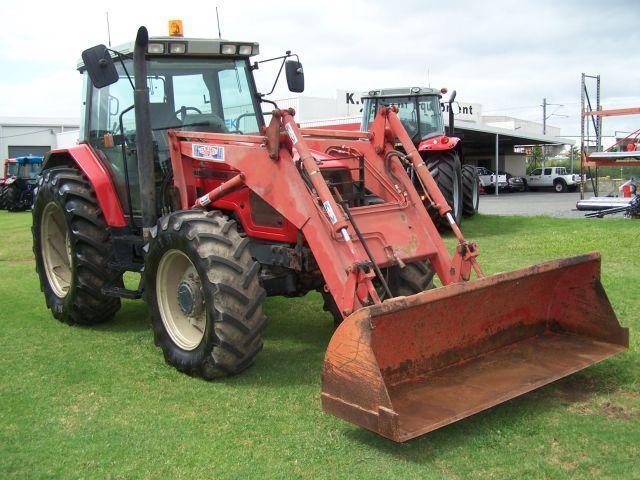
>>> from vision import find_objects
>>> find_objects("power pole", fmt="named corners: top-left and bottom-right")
top-left (542, 98), bottom-right (547, 166)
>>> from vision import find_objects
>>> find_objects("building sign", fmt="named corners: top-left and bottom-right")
top-left (442, 102), bottom-right (482, 123)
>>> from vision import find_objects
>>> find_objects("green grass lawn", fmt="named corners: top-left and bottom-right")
top-left (1, 211), bottom-right (638, 479)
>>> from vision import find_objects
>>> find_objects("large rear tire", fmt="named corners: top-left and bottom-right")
top-left (461, 164), bottom-right (479, 217)
top-left (0, 185), bottom-right (6, 210)
top-left (32, 167), bottom-right (121, 325)
top-left (322, 260), bottom-right (435, 326)
top-left (426, 151), bottom-right (463, 230)
top-left (5, 184), bottom-right (21, 212)
top-left (145, 210), bottom-right (267, 379)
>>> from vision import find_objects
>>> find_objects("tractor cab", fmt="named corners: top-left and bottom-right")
top-left (3, 158), bottom-right (19, 180)
top-left (78, 31), bottom-right (304, 220)
top-left (361, 87), bottom-right (447, 145)
top-left (79, 36), bottom-right (263, 218)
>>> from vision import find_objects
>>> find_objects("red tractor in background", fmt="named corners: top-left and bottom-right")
top-left (0, 158), bottom-right (19, 209)
top-left (31, 25), bottom-right (627, 442)
top-left (361, 88), bottom-right (479, 229)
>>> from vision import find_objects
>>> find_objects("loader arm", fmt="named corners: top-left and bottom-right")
top-left (168, 107), bottom-right (477, 317)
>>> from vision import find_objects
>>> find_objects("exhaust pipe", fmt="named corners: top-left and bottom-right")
top-left (448, 90), bottom-right (457, 136)
top-left (133, 26), bottom-right (157, 238)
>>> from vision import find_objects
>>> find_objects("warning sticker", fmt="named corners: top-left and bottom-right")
top-left (198, 194), bottom-right (211, 206)
top-left (284, 123), bottom-right (298, 145)
top-left (323, 200), bottom-right (338, 224)
top-left (192, 144), bottom-right (225, 162)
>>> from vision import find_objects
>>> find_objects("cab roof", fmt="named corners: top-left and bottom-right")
top-left (361, 87), bottom-right (441, 99)
top-left (14, 156), bottom-right (43, 164)
top-left (77, 36), bottom-right (260, 70)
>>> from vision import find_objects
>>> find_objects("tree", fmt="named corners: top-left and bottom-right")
top-left (527, 145), bottom-right (543, 172)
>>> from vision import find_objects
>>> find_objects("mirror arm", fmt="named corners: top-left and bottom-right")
top-left (263, 58), bottom-right (287, 96)
top-left (252, 51), bottom-right (300, 95)
top-left (106, 47), bottom-right (135, 90)
top-left (258, 96), bottom-right (278, 109)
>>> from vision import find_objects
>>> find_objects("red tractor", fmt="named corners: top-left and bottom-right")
top-left (361, 88), bottom-right (479, 229)
top-left (32, 26), bottom-right (627, 442)
top-left (0, 158), bottom-right (18, 209)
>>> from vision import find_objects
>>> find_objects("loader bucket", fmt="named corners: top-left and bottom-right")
top-left (321, 253), bottom-right (628, 442)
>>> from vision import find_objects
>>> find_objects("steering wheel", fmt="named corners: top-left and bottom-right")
top-left (175, 106), bottom-right (202, 122)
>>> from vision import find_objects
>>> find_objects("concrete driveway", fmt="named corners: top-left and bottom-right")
top-left (478, 191), bottom-right (584, 217)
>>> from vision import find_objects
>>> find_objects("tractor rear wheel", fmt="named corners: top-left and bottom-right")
top-left (426, 151), bottom-right (463, 229)
top-left (0, 185), bottom-right (7, 210)
top-left (32, 167), bottom-right (121, 325)
top-left (461, 164), bottom-right (479, 217)
top-left (322, 260), bottom-right (435, 326)
top-left (5, 185), bottom-right (21, 211)
top-left (145, 210), bottom-right (267, 380)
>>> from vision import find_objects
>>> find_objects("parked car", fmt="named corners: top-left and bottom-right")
top-left (498, 171), bottom-right (527, 192)
top-left (476, 167), bottom-right (507, 193)
top-left (525, 167), bottom-right (584, 193)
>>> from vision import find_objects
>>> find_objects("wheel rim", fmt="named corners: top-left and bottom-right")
top-left (472, 177), bottom-right (479, 210)
top-left (156, 249), bottom-right (206, 351)
top-left (452, 168), bottom-right (461, 218)
top-left (41, 202), bottom-right (72, 298)
top-left (555, 183), bottom-right (562, 192)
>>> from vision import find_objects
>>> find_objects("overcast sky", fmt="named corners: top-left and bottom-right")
top-left (1, 0), bottom-right (638, 139)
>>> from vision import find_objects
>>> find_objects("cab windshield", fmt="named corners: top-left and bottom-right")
top-left (88, 57), bottom-right (261, 140)
top-left (364, 95), bottom-right (444, 141)
top-left (6, 162), bottom-right (18, 177)
top-left (86, 56), bottom-right (262, 215)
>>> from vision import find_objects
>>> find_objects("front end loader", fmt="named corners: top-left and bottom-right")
top-left (361, 87), bottom-right (480, 229)
top-left (32, 25), bottom-right (627, 443)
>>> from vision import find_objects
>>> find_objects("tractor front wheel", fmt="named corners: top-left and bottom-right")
top-left (32, 167), bottom-right (121, 325)
top-left (145, 210), bottom-right (267, 379)
top-left (426, 151), bottom-right (463, 230)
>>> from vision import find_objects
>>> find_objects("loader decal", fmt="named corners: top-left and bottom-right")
top-left (323, 200), bottom-right (338, 224)
top-left (285, 123), bottom-right (298, 145)
top-left (192, 144), bottom-right (225, 161)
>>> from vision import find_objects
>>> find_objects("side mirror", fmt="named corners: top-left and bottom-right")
top-left (285, 60), bottom-right (304, 93)
top-left (81, 44), bottom-right (118, 88)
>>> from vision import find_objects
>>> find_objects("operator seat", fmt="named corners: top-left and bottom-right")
top-left (149, 103), bottom-right (181, 165)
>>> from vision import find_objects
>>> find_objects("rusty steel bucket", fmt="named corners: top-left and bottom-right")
top-left (321, 253), bottom-right (628, 442)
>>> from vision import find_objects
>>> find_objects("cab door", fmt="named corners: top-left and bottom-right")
top-left (86, 65), bottom-right (141, 217)
top-left (528, 168), bottom-right (542, 187)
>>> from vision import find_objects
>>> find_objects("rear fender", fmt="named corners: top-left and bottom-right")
top-left (417, 135), bottom-right (461, 153)
top-left (42, 145), bottom-right (127, 227)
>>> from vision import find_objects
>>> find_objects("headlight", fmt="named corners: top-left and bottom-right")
top-left (147, 43), bottom-right (165, 54)
top-left (169, 43), bottom-right (186, 54)
top-left (238, 45), bottom-right (252, 55)
top-left (221, 44), bottom-right (237, 54)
